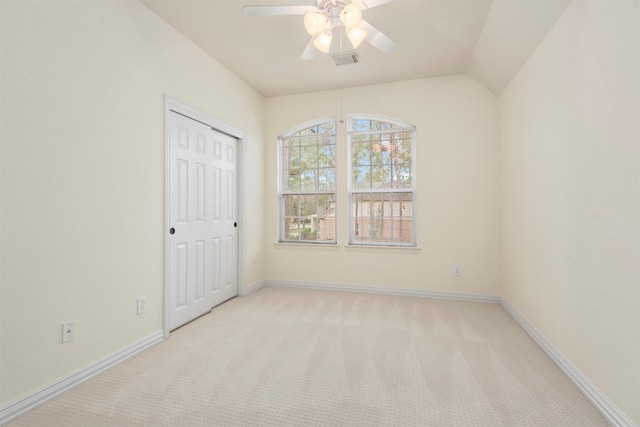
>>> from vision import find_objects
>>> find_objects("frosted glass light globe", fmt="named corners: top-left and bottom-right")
top-left (347, 26), bottom-right (367, 48)
top-left (304, 11), bottom-right (325, 36)
top-left (313, 30), bottom-right (332, 53)
top-left (340, 4), bottom-right (362, 29)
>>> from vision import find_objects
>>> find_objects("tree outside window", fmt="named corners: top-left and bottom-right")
top-left (349, 116), bottom-right (416, 246)
top-left (279, 119), bottom-right (337, 243)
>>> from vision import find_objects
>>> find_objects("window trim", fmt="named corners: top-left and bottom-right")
top-left (277, 116), bottom-right (337, 244)
top-left (347, 114), bottom-right (417, 247)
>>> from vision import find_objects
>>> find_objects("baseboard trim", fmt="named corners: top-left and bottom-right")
top-left (3, 291), bottom-right (633, 427)
top-left (0, 330), bottom-right (164, 426)
top-left (265, 279), bottom-right (500, 303)
top-left (244, 280), bottom-right (267, 296)
top-left (500, 299), bottom-right (636, 427)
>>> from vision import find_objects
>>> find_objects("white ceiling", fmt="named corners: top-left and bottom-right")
top-left (141, 0), bottom-right (572, 97)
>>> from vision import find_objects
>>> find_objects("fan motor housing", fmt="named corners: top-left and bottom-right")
top-left (318, 0), bottom-right (351, 12)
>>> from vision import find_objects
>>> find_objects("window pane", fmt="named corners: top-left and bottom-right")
top-left (301, 145), bottom-right (318, 168)
top-left (352, 142), bottom-right (371, 166)
top-left (297, 128), bottom-right (315, 137)
top-left (281, 193), bottom-right (336, 242)
top-left (282, 169), bottom-right (290, 192)
top-left (351, 193), bottom-right (371, 243)
top-left (301, 135), bottom-right (318, 146)
top-left (351, 119), bottom-right (370, 132)
top-left (282, 194), bottom-right (299, 217)
top-left (353, 166), bottom-right (370, 189)
top-left (395, 163), bottom-right (412, 189)
top-left (283, 217), bottom-right (301, 241)
top-left (349, 117), bottom-right (415, 246)
top-left (352, 133), bottom-right (370, 144)
top-left (318, 167), bottom-right (335, 191)
top-left (389, 163), bottom-right (400, 189)
top-left (318, 122), bottom-right (335, 135)
top-left (318, 143), bottom-right (335, 167)
top-left (280, 119), bottom-right (337, 243)
top-left (300, 169), bottom-right (317, 192)
top-left (298, 194), bottom-right (317, 216)
top-left (285, 168), bottom-right (301, 192)
top-left (286, 145), bottom-right (300, 170)
top-left (378, 143), bottom-right (393, 165)
top-left (371, 164), bottom-right (391, 189)
top-left (284, 137), bottom-right (300, 148)
top-left (299, 194), bottom-right (317, 241)
top-left (351, 192), bottom-right (413, 244)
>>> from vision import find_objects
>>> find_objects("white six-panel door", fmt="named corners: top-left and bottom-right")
top-left (168, 111), bottom-right (238, 331)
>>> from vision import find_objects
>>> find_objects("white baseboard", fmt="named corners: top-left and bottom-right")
top-left (3, 288), bottom-right (634, 427)
top-left (244, 280), bottom-right (267, 296)
top-left (265, 279), bottom-right (500, 303)
top-left (267, 280), bottom-right (635, 426)
top-left (500, 299), bottom-right (636, 427)
top-left (0, 330), bottom-right (164, 426)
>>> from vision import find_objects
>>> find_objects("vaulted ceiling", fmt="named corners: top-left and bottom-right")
top-left (141, 0), bottom-right (571, 97)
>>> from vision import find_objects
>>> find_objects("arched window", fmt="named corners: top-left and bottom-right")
top-left (348, 115), bottom-right (416, 246)
top-left (278, 118), bottom-right (337, 243)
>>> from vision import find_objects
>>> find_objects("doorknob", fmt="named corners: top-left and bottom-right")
top-left (169, 228), bottom-right (175, 234)
top-left (234, 222), bottom-right (237, 228)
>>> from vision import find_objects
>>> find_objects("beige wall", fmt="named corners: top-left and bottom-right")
top-left (264, 76), bottom-right (502, 295)
top-left (2, 0), bottom-right (637, 423)
top-left (0, 1), bottom-right (265, 404)
top-left (499, 0), bottom-right (640, 423)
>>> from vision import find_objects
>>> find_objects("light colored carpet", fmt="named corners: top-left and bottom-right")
top-left (9, 286), bottom-right (607, 426)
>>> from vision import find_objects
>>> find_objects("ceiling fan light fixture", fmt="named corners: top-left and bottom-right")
top-left (243, 0), bottom-right (397, 59)
top-left (313, 30), bottom-right (332, 53)
top-left (304, 10), bottom-right (325, 35)
top-left (340, 3), bottom-right (362, 28)
top-left (347, 26), bottom-right (367, 48)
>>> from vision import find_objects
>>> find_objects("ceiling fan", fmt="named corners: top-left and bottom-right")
top-left (243, 0), bottom-right (397, 60)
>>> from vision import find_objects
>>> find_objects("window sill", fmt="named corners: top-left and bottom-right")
top-left (273, 243), bottom-right (421, 254)
top-left (273, 242), bottom-right (341, 251)
top-left (345, 245), bottom-right (421, 254)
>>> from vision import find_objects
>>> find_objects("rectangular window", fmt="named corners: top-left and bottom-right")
top-left (279, 120), bottom-right (336, 243)
top-left (349, 116), bottom-right (416, 246)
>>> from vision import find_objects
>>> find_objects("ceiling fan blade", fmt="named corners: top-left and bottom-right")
top-left (300, 39), bottom-right (317, 60)
top-left (360, 19), bottom-right (397, 53)
top-left (242, 5), bottom-right (315, 16)
top-left (358, 0), bottom-right (394, 10)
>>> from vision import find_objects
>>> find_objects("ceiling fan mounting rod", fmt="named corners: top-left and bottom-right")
top-left (330, 5), bottom-right (343, 28)
top-left (318, 0), bottom-right (351, 13)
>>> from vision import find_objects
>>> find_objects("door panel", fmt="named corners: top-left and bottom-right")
top-left (210, 134), bottom-right (237, 304)
top-left (212, 237), bottom-right (221, 293)
top-left (168, 111), bottom-right (238, 330)
top-left (175, 243), bottom-right (188, 310)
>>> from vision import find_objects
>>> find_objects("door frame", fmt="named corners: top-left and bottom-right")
top-left (164, 95), bottom-right (247, 338)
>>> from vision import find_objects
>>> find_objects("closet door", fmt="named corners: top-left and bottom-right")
top-left (168, 111), bottom-right (238, 330)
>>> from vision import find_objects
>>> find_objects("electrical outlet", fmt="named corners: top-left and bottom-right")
top-left (453, 264), bottom-right (462, 276)
top-left (137, 296), bottom-right (147, 315)
top-left (62, 321), bottom-right (75, 343)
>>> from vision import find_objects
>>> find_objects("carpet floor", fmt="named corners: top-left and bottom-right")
top-left (9, 286), bottom-right (607, 426)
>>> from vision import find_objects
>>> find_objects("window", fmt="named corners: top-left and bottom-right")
top-left (279, 118), bottom-right (337, 243)
top-left (349, 115), bottom-right (416, 246)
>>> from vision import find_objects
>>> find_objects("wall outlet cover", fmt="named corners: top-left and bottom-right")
top-left (453, 264), bottom-right (462, 276)
top-left (62, 321), bottom-right (75, 343)
top-left (137, 297), bottom-right (147, 315)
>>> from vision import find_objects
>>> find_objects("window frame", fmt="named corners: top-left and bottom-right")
top-left (277, 116), bottom-right (337, 244)
top-left (347, 114), bottom-right (417, 247)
